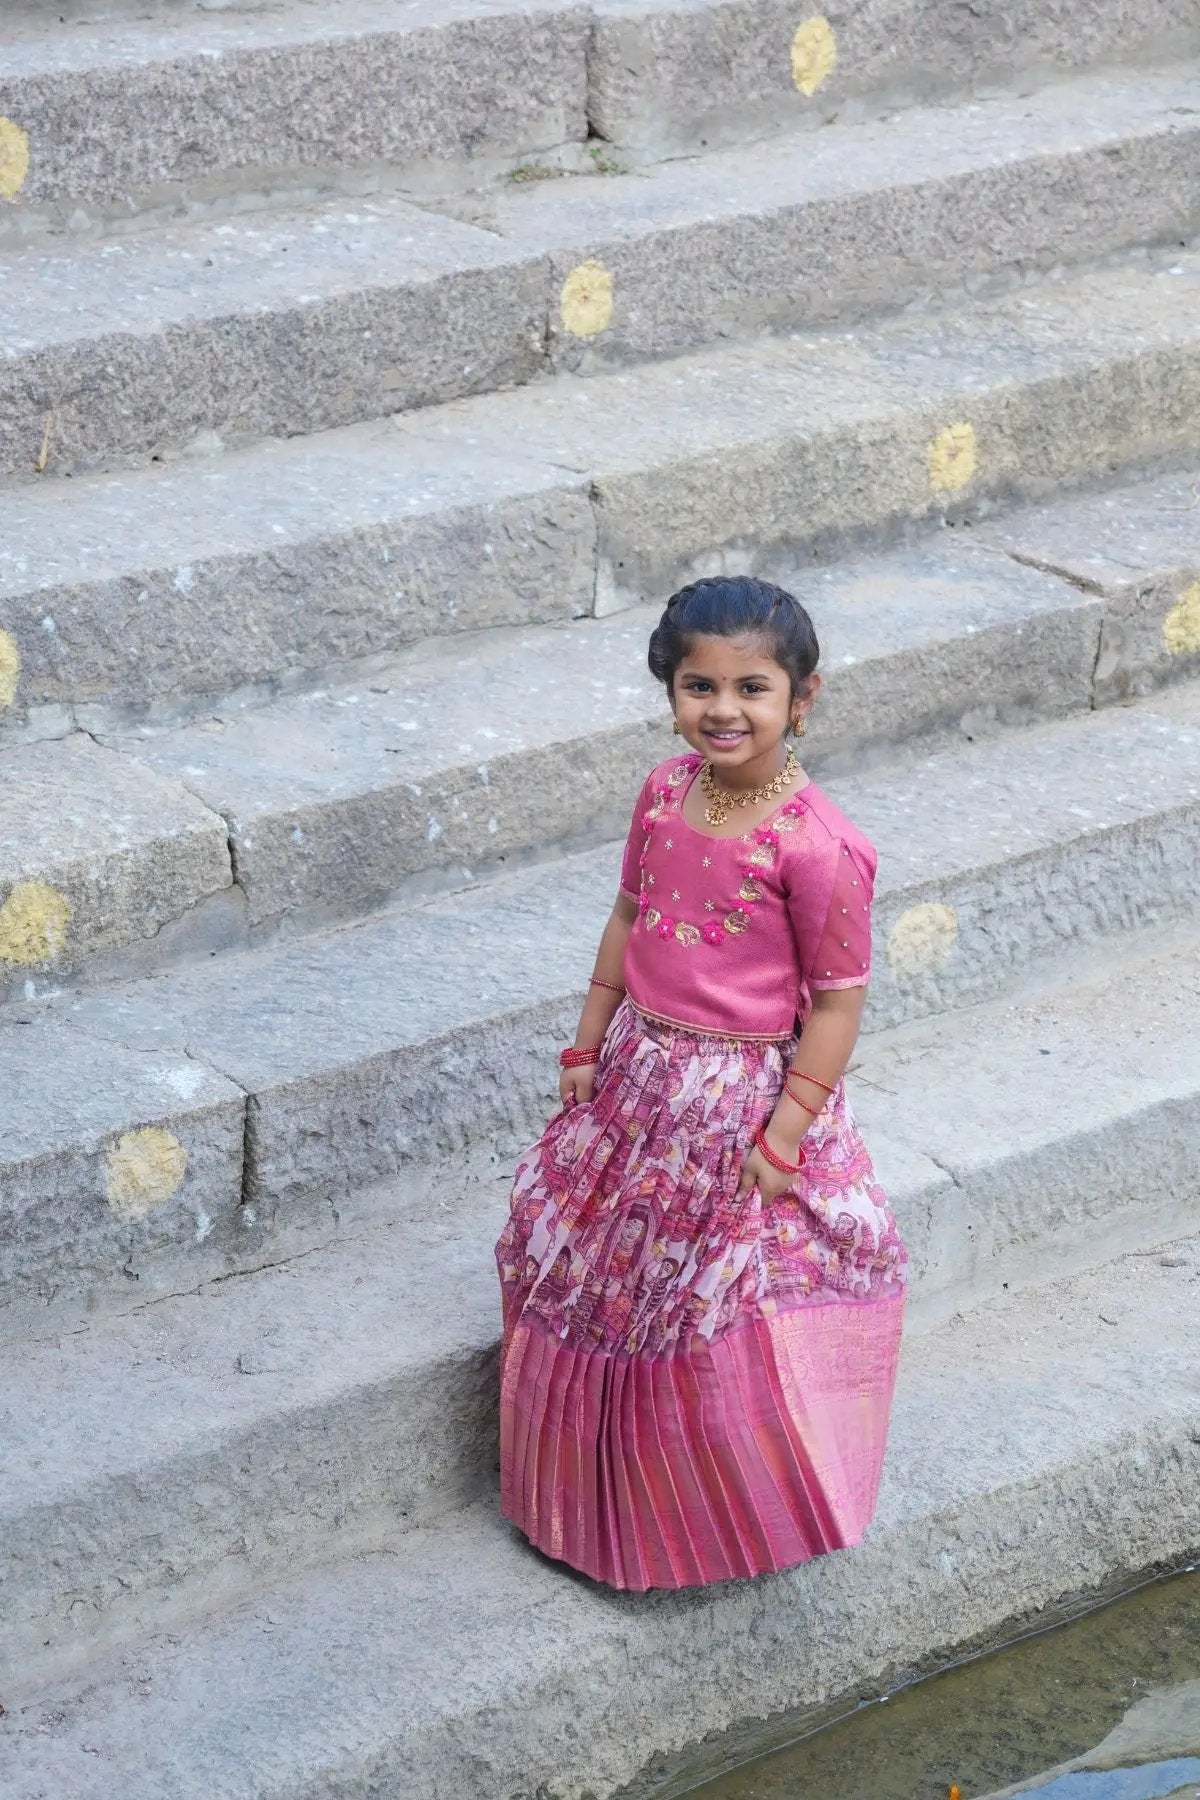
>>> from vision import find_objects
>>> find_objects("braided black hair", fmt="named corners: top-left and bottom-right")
top-left (647, 576), bottom-right (819, 696)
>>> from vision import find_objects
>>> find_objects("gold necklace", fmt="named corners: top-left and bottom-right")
top-left (700, 746), bottom-right (798, 827)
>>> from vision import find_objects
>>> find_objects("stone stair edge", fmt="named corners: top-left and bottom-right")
top-left (4, 0), bottom-right (1198, 225)
top-left (3, 638), bottom-right (1195, 1026)
top-left (2, 950), bottom-right (1199, 1687)
top-left (4, 253), bottom-right (1200, 734)
top-left (82, 512), bottom-right (1200, 936)
top-left (4, 64), bottom-right (1199, 479)
top-left (2, 709), bottom-right (1197, 1300)
top-left (2, 1238), bottom-right (1197, 1795)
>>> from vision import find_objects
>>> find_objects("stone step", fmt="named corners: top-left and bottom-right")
top-left (481, 65), bottom-right (1200, 372)
top-left (0, 733), bottom-right (233, 998)
top-left (590, 0), bottom-right (1200, 159)
top-left (0, 0), bottom-right (590, 225)
top-left (0, 194), bottom-right (548, 479)
top-left (5, 254), bottom-right (1200, 733)
top-left (5, 0), bottom-right (1197, 237)
top-left (102, 655), bottom-right (1200, 941)
top-left (2, 1237), bottom-right (1196, 1792)
top-left (92, 535), bottom-right (1200, 931)
top-left (2, 931), bottom-right (1197, 1685)
top-left (973, 471), bottom-right (1200, 702)
top-left (5, 66), bottom-right (1199, 478)
top-left (4, 689), bottom-right (1197, 1304)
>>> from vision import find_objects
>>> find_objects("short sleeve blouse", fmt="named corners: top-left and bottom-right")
top-left (618, 754), bottom-right (876, 1041)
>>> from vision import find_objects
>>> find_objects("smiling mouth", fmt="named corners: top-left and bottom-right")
top-left (703, 729), bottom-right (748, 744)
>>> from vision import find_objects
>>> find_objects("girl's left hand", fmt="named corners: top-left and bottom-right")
top-left (736, 1139), bottom-right (801, 1206)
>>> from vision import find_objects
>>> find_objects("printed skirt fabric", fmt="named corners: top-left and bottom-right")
top-left (495, 1001), bottom-right (909, 1591)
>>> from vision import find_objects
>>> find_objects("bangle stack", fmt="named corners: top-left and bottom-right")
top-left (560, 1044), bottom-right (602, 1069)
top-left (753, 1125), bottom-right (806, 1176)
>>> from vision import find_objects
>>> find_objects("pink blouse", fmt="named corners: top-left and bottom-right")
top-left (619, 753), bottom-right (876, 1041)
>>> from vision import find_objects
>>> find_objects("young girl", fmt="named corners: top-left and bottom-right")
top-left (496, 576), bottom-right (908, 1591)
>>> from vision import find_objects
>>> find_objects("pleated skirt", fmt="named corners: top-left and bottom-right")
top-left (495, 1001), bottom-right (908, 1591)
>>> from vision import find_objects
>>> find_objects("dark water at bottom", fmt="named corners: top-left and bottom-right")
top-left (679, 1568), bottom-right (1199, 1800)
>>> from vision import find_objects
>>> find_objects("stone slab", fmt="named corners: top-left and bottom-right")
top-left (0, 0), bottom-right (590, 216)
top-left (488, 67), bottom-right (1200, 369)
top-left (6, 250), bottom-right (1200, 724)
top-left (589, 0), bottom-right (1200, 156)
top-left (0, 427), bottom-right (597, 728)
top-left (0, 733), bottom-right (232, 995)
top-left (0, 195), bottom-right (547, 477)
top-left (976, 466), bottom-right (1200, 702)
top-left (387, 246), bottom-right (1200, 609)
top-left (34, 686), bottom-right (1200, 1205)
top-left (2, 1241), bottom-right (1197, 1791)
top-left (11, 65), bottom-right (1197, 477)
top-left (850, 934), bottom-right (1200, 1319)
top-left (2, 931), bottom-right (1197, 1679)
top-left (0, 1014), bottom-right (245, 1313)
top-left (102, 540), bottom-right (1101, 924)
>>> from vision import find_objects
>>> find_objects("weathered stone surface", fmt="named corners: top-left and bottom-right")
top-left (851, 683), bottom-right (1200, 1029)
top-left (589, 0), bottom-right (1200, 155)
top-left (0, 1015), bottom-right (244, 1315)
top-left (390, 249), bottom-right (1200, 610)
top-left (0, 734), bottom-right (231, 996)
top-left (6, 253), bottom-right (1200, 727)
top-left (14, 66), bottom-right (1196, 477)
top-left (852, 937), bottom-right (1200, 1319)
top-left (0, 0), bottom-right (590, 214)
top-left (0, 197), bottom-right (547, 477)
top-left (977, 467), bottom-right (1200, 702)
top-left (0, 1172), bottom-right (507, 1682)
top-left (491, 68), bottom-right (1200, 369)
top-left (1, 934), bottom-right (1196, 1680)
top-left (0, 429), bottom-right (596, 728)
top-left (37, 687), bottom-right (1200, 1204)
top-left (2, 1242), bottom-right (1197, 1791)
top-left (105, 541), bottom-right (1101, 924)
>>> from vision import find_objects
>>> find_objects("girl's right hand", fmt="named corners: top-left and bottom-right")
top-left (559, 1063), bottom-right (597, 1110)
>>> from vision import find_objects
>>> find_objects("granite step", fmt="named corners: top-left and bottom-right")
top-left (5, 254), bottom-right (1200, 732)
top-left (4, 0), bottom-right (1197, 233)
top-left (0, 733), bottom-right (234, 996)
top-left (3, 686), bottom-right (1197, 1307)
top-left (0, 0), bottom-right (591, 225)
top-left (0, 456), bottom-right (1124, 998)
top-left (589, 0), bottom-right (1200, 158)
top-left (97, 653), bottom-right (1200, 939)
top-left (86, 538), bottom-right (1102, 925)
top-left (5, 65), bottom-right (1199, 478)
top-left (2, 929), bottom-right (1197, 1687)
top-left (2, 1237), bottom-right (1197, 1795)
top-left (477, 65), bottom-right (1200, 372)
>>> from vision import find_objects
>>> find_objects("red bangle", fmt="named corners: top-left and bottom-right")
top-left (788, 1068), bottom-right (835, 1093)
top-left (589, 976), bottom-right (625, 994)
top-left (785, 1081), bottom-right (821, 1116)
top-left (560, 1045), bottom-right (602, 1069)
top-left (753, 1125), bottom-right (806, 1175)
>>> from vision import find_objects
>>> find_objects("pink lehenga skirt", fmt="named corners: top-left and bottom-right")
top-left (495, 1000), bottom-right (908, 1591)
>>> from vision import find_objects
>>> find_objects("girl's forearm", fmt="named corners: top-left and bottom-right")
top-left (766, 991), bottom-right (865, 1153)
top-left (573, 901), bottom-right (635, 1048)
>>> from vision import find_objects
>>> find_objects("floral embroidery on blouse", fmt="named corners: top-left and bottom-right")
top-left (636, 755), bottom-right (810, 952)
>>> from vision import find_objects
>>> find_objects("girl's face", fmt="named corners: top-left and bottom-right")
top-left (671, 634), bottom-right (815, 778)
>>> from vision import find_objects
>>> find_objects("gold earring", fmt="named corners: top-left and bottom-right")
top-left (672, 718), bottom-right (682, 735)
top-left (793, 717), bottom-right (807, 738)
